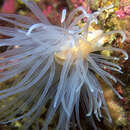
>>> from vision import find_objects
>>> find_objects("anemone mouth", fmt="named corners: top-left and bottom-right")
top-left (54, 39), bottom-right (93, 65)
top-left (54, 28), bottom-right (105, 65)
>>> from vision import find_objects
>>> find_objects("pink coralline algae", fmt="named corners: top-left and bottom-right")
top-left (124, 5), bottom-right (130, 15)
top-left (42, 6), bottom-right (53, 17)
top-left (115, 9), bottom-right (126, 19)
top-left (1, 0), bottom-right (16, 13)
top-left (71, 0), bottom-right (88, 8)
top-left (116, 2), bottom-right (130, 19)
top-left (71, 0), bottom-right (92, 14)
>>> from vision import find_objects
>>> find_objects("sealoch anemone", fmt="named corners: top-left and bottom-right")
top-left (0, 0), bottom-right (128, 130)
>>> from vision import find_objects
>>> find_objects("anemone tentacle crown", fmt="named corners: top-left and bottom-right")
top-left (0, 0), bottom-right (128, 130)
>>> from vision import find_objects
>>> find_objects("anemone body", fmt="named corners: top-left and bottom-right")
top-left (0, 0), bottom-right (128, 130)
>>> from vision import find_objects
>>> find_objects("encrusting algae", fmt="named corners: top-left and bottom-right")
top-left (0, 0), bottom-right (128, 130)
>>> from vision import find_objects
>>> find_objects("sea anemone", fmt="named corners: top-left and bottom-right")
top-left (0, 0), bottom-right (128, 130)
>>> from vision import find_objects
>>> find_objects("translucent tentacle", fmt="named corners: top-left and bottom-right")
top-left (22, 0), bottom-right (50, 24)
